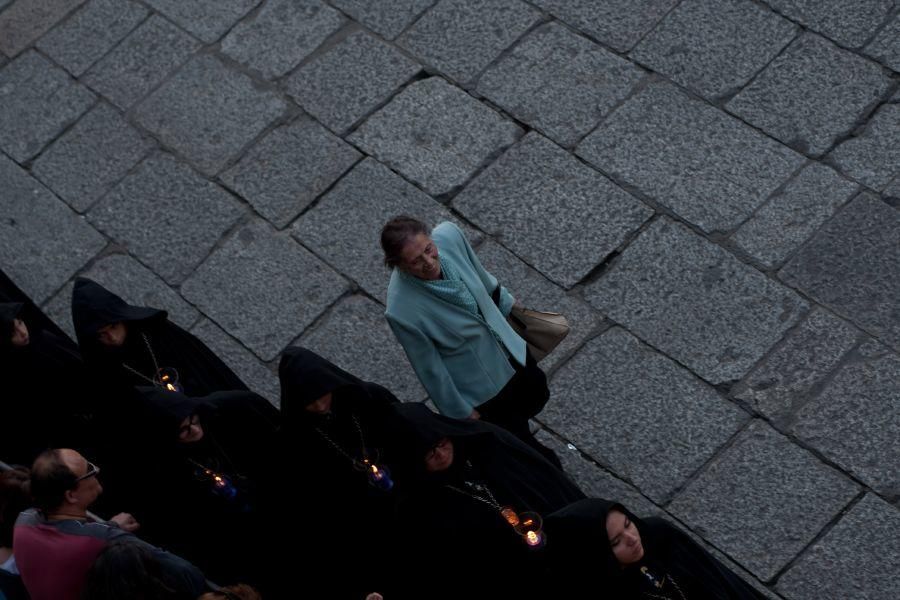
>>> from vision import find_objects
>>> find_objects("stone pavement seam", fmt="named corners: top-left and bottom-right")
top-left (0, 0), bottom-right (88, 59)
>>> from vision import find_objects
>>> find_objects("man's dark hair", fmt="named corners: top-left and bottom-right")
top-left (0, 466), bottom-right (31, 546)
top-left (29, 449), bottom-right (77, 513)
top-left (380, 216), bottom-right (430, 268)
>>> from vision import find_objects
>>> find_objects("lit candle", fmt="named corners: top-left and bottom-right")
top-left (525, 530), bottom-right (543, 546)
top-left (501, 507), bottom-right (520, 526)
top-left (367, 463), bottom-right (394, 491)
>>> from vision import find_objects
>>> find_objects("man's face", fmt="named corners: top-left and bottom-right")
top-left (61, 449), bottom-right (103, 508)
top-left (97, 322), bottom-right (127, 347)
top-left (10, 318), bottom-right (29, 347)
top-left (304, 392), bottom-right (333, 416)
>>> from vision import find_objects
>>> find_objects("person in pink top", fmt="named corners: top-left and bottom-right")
top-left (13, 448), bottom-right (205, 600)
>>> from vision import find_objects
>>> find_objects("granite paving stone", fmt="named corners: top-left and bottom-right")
top-left (182, 220), bottom-right (350, 361)
top-left (777, 494), bottom-right (900, 600)
top-left (0, 0), bottom-right (10, 11)
top-left (397, 0), bottom-right (541, 84)
top-left (284, 30), bottom-right (422, 134)
top-left (44, 253), bottom-right (200, 338)
top-left (477, 22), bottom-right (645, 147)
top-left (791, 341), bottom-right (900, 498)
top-left (731, 163), bottom-right (860, 268)
top-left (298, 294), bottom-right (427, 403)
top-left (541, 327), bottom-right (748, 502)
top-left (0, 154), bottom-right (106, 304)
top-left (221, 0), bottom-right (344, 80)
top-left (82, 15), bottom-right (201, 110)
top-left (864, 12), bottom-right (900, 72)
top-left (577, 81), bottom-right (804, 233)
top-left (291, 158), bottom-right (477, 303)
top-left (733, 309), bottom-right (859, 426)
top-left (630, 0), bottom-right (797, 100)
top-left (191, 318), bottom-right (280, 406)
top-left (828, 103), bottom-right (900, 190)
top-left (529, 0), bottom-right (677, 53)
top-left (220, 116), bottom-right (361, 228)
top-left (762, 0), bottom-right (893, 49)
top-left (330, 0), bottom-right (434, 39)
top-left (31, 102), bottom-right (154, 212)
top-left (141, 0), bottom-right (258, 44)
top-left (0, 0), bottom-right (84, 57)
top-left (454, 132), bottom-right (652, 288)
top-left (669, 420), bottom-right (859, 581)
top-left (475, 239), bottom-right (603, 372)
top-left (586, 218), bottom-right (808, 384)
top-left (87, 152), bottom-right (245, 284)
top-left (779, 193), bottom-right (900, 351)
top-left (0, 51), bottom-right (95, 162)
top-left (35, 0), bottom-right (147, 76)
top-left (348, 77), bottom-right (522, 195)
top-left (885, 176), bottom-right (900, 206)
top-left (133, 54), bottom-right (287, 176)
top-left (726, 33), bottom-right (892, 157)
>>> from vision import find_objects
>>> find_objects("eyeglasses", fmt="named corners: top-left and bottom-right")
top-left (74, 461), bottom-right (100, 483)
top-left (179, 414), bottom-right (200, 437)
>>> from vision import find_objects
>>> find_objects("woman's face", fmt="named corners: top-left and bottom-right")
top-left (304, 392), bottom-right (333, 415)
top-left (10, 318), bottom-right (29, 347)
top-left (606, 509), bottom-right (644, 566)
top-left (424, 437), bottom-right (454, 472)
top-left (398, 233), bottom-right (441, 281)
top-left (178, 414), bottom-right (204, 443)
top-left (97, 322), bottom-right (127, 347)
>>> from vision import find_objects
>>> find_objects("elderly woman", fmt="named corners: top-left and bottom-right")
top-left (381, 216), bottom-right (560, 467)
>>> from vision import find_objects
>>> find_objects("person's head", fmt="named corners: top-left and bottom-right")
top-left (606, 507), bottom-right (644, 566)
top-left (96, 321), bottom-right (127, 347)
top-left (10, 318), bottom-right (29, 347)
top-left (0, 466), bottom-right (31, 547)
top-left (82, 540), bottom-right (178, 600)
top-left (304, 391), bottom-right (333, 415)
top-left (30, 449), bottom-right (102, 514)
top-left (380, 216), bottom-right (440, 280)
top-left (424, 436), bottom-right (454, 472)
top-left (197, 584), bottom-right (263, 600)
top-left (177, 413), bottom-right (204, 443)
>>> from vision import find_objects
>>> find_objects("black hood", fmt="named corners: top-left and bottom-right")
top-left (137, 386), bottom-right (214, 442)
top-left (544, 498), bottom-right (636, 575)
top-left (71, 278), bottom-right (165, 347)
top-left (386, 401), bottom-right (499, 460)
top-left (0, 302), bottom-right (24, 350)
top-left (278, 346), bottom-right (365, 407)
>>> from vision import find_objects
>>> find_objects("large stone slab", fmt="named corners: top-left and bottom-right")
top-left (731, 163), bottom-right (860, 268)
top-left (630, 0), bottom-right (797, 100)
top-left (454, 132), bottom-right (652, 288)
top-left (777, 494), bottom-right (900, 600)
top-left (182, 220), bottom-right (350, 361)
top-left (577, 82), bottom-right (804, 233)
top-left (779, 193), bottom-right (900, 351)
top-left (669, 420), bottom-right (859, 581)
top-left (191, 318), bottom-right (280, 407)
top-left (762, 0), bottom-right (893, 49)
top-left (32, 102), bottom-right (154, 213)
top-left (220, 117), bottom-right (361, 228)
top-left (87, 152), bottom-right (244, 284)
top-left (348, 77), bottom-right (522, 196)
top-left (142, 0), bottom-right (257, 43)
top-left (44, 253), bottom-right (200, 339)
top-left (397, 0), bottom-right (541, 83)
top-left (475, 240), bottom-right (603, 372)
top-left (297, 294), bottom-right (426, 403)
top-left (477, 22), bottom-right (645, 147)
top-left (291, 158), bottom-right (474, 304)
top-left (330, 0), bottom-right (434, 39)
top-left (0, 51), bottom-right (95, 162)
top-left (0, 154), bottom-right (106, 304)
top-left (284, 30), bottom-right (422, 135)
top-left (864, 12), bottom-right (900, 72)
top-left (726, 33), bottom-right (892, 157)
top-left (885, 177), bottom-right (900, 206)
top-left (733, 309), bottom-right (859, 426)
top-left (82, 15), bottom-right (201, 110)
top-left (791, 341), bottom-right (900, 498)
top-left (828, 103), bottom-right (900, 190)
top-left (530, 0), bottom-right (677, 53)
top-left (221, 0), bottom-right (344, 79)
top-left (585, 219), bottom-right (808, 384)
top-left (35, 0), bottom-right (147, 76)
top-left (541, 328), bottom-right (747, 502)
top-left (0, 0), bottom-right (84, 57)
top-left (134, 54), bottom-right (286, 176)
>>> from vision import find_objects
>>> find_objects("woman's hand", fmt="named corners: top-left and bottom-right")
top-left (468, 408), bottom-right (481, 420)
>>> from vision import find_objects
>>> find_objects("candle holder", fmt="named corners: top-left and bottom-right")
top-left (513, 512), bottom-right (545, 549)
top-left (155, 367), bottom-right (182, 393)
top-left (356, 452), bottom-right (394, 491)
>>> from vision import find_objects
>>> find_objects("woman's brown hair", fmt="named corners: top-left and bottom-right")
top-left (380, 216), bottom-right (430, 268)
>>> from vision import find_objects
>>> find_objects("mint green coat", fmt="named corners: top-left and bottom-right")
top-left (385, 222), bottom-right (527, 418)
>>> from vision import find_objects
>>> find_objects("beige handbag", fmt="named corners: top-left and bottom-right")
top-left (507, 306), bottom-right (570, 362)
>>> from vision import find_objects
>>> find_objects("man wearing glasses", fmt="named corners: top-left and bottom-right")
top-left (12, 449), bottom-right (206, 600)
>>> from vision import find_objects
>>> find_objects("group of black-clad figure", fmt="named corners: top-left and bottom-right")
top-left (0, 217), bottom-right (767, 600)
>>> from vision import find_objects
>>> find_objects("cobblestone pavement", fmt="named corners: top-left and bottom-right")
top-left (2, 1), bottom-right (899, 596)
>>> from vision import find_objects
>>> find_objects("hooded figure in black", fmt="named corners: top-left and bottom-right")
top-left (277, 347), bottom-right (401, 600)
top-left (0, 271), bottom-right (96, 465)
top-left (387, 402), bottom-right (585, 600)
top-left (130, 386), bottom-right (282, 593)
top-left (544, 499), bottom-right (767, 600)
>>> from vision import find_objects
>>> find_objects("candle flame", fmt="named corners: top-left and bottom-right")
top-left (525, 531), bottom-right (540, 546)
top-left (166, 383), bottom-right (176, 392)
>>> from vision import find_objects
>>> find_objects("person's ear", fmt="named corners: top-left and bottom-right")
top-left (64, 487), bottom-right (80, 505)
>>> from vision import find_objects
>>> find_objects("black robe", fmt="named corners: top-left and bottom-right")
top-left (277, 347), bottom-right (402, 600)
top-left (387, 402), bottom-right (586, 600)
top-left (544, 499), bottom-right (767, 600)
